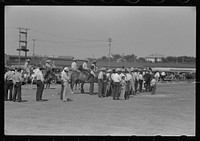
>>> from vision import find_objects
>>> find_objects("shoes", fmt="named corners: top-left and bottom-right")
top-left (67, 98), bottom-right (73, 101)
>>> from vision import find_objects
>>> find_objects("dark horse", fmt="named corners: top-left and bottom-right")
top-left (70, 67), bottom-right (98, 93)
top-left (43, 68), bottom-right (56, 89)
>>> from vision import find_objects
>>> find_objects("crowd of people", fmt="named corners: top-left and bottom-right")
top-left (5, 58), bottom-right (183, 103)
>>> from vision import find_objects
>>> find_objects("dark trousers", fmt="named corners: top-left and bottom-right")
top-left (36, 80), bottom-right (44, 101)
top-left (139, 80), bottom-right (143, 92)
top-left (151, 85), bottom-right (156, 95)
top-left (60, 81), bottom-right (64, 100)
top-left (13, 82), bottom-right (22, 102)
top-left (125, 81), bottom-right (130, 99)
top-left (113, 82), bottom-right (120, 100)
top-left (98, 79), bottom-right (103, 97)
top-left (145, 81), bottom-right (150, 92)
top-left (5, 80), bottom-right (13, 101)
top-left (134, 80), bottom-right (139, 94)
top-left (89, 76), bottom-right (94, 95)
top-left (102, 81), bottom-right (107, 97)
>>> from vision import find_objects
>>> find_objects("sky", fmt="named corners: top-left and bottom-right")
top-left (5, 6), bottom-right (196, 59)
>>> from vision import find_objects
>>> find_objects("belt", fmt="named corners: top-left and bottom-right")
top-left (7, 80), bottom-right (13, 81)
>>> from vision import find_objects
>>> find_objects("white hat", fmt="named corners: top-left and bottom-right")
top-left (116, 68), bottom-right (120, 72)
top-left (107, 69), bottom-right (112, 72)
top-left (73, 58), bottom-right (77, 61)
top-left (27, 59), bottom-right (30, 62)
top-left (46, 60), bottom-right (51, 63)
top-left (64, 67), bottom-right (69, 71)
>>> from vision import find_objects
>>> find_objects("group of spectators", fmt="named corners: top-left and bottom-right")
top-left (93, 67), bottom-right (158, 100)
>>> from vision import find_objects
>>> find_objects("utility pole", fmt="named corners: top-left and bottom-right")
top-left (17, 28), bottom-right (29, 67)
top-left (108, 38), bottom-right (112, 69)
top-left (32, 39), bottom-right (36, 60)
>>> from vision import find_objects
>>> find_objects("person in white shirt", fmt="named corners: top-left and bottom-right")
top-left (138, 71), bottom-right (144, 93)
top-left (154, 71), bottom-right (160, 82)
top-left (125, 68), bottom-right (132, 99)
top-left (71, 58), bottom-right (79, 72)
top-left (98, 68), bottom-right (106, 98)
top-left (111, 68), bottom-right (121, 100)
top-left (35, 66), bottom-right (44, 101)
top-left (45, 60), bottom-right (51, 69)
top-left (61, 67), bottom-right (73, 102)
top-left (82, 59), bottom-right (89, 70)
top-left (161, 71), bottom-right (166, 82)
top-left (105, 69), bottom-right (112, 97)
top-left (91, 60), bottom-right (98, 71)
top-left (150, 76), bottom-right (157, 95)
top-left (89, 65), bottom-right (96, 95)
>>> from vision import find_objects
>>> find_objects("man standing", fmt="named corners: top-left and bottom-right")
top-left (12, 68), bottom-right (23, 102)
top-left (125, 68), bottom-right (132, 99)
top-left (24, 59), bottom-right (31, 80)
top-left (35, 66), bottom-right (45, 101)
top-left (4, 67), bottom-right (14, 101)
top-left (105, 69), bottom-right (112, 97)
top-left (89, 65), bottom-right (96, 95)
top-left (111, 68), bottom-right (121, 100)
top-left (61, 67), bottom-right (73, 102)
top-left (98, 68), bottom-right (104, 98)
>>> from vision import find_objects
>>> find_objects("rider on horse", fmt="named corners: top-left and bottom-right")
top-left (71, 58), bottom-right (80, 73)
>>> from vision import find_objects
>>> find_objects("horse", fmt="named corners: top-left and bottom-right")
top-left (43, 68), bottom-right (56, 89)
top-left (70, 67), bottom-right (98, 93)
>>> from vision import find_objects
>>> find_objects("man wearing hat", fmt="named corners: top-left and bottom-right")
top-left (12, 68), bottom-right (23, 102)
top-left (105, 69), bottom-right (112, 97)
top-left (24, 59), bottom-right (31, 79)
top-left (89, 64), bottom-right (96, 95)
top-left (97, 67), bottom-right (107, 98)
top-left (4, 67), bottom-right (14, 101)
top-left (61, 67), bottom-right (73, 102)
top-left (45, 60), bottom-right (51, 69)
top-left (71, 58), bottom-right (79, 72)
top-left (111, 68), bottom-right (121, 100)
top-left (35, 65), bottom-right (45, 101)
top-left (91, 60), bottom-right (98, 72)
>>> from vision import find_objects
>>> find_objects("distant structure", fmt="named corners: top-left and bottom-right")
top-left (146, 53), bottom-right (165, 63)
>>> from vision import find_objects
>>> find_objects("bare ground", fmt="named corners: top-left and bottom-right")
top-left (4, 82), bottom-right (195, 136)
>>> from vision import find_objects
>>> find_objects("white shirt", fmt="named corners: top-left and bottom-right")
top-left (155, 72), bottom-right (160, 78)
top-left (125, 73), bottom-right (132, 81)
top-left (120, 73), bottom-right (125, 79)
top-left (139, 74), bottom-right (143, 80)
top-left (111, 73), bottom-right (121, 82)
top-left (82, 62), bottom-right (88, 70)
top-left (98, 71), bottom-right (103, 79)
top-left (35, 70), bottom-right (44, 82)
top-left (90, 70), bottom-right (96, 77)
top-left (61, 70), bottom-right (70, 83)
top-left (161, 71), bottom-right (166, 76)
top-left (71, 62), bottom-right (78, 69)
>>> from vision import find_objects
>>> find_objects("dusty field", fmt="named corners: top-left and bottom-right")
top-left (4, 82), bottom-right (195, 136)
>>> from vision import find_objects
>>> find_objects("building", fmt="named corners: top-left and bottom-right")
top-left (146, 54), bottom-right (165, 63)
top-left (4, 54), bottom-right (85, 68)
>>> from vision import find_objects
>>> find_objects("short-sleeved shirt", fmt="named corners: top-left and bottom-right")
top-left (13, 71), bottom-right (22, 83)
top-left (4, 70), bottom-right (14, 81)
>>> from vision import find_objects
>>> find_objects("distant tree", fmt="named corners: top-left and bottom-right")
top-left (124, 54), bottom-right (137, 62)
top-left (136, 57), bottom-right (146, 63)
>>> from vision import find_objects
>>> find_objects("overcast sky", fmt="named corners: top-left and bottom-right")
top-left (5, 6), bottom-right (196, 59)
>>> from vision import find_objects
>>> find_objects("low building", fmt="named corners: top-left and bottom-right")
top-left (146, 54), bottom-right (165, 63)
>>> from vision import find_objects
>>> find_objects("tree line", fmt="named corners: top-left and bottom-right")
top-left (88, 54), bottom-right (196, 64)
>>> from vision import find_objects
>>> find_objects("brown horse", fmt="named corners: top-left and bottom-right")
top-left (70, 69), bottom-right (91, 93)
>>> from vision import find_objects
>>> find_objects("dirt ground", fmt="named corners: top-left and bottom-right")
top-left (4, 82), bottom-right (195, 136)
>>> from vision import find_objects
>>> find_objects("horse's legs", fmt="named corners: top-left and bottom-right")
top-left (80, 82), bottom-right (85, 93)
